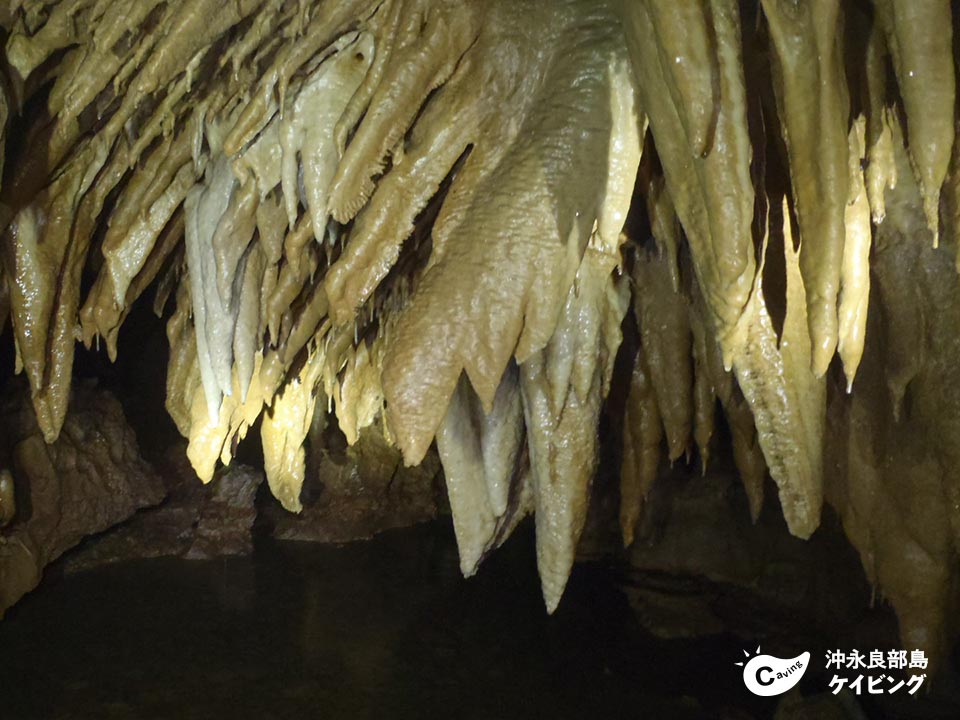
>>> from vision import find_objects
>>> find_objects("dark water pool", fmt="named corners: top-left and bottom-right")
top-left (0, 522), bottom-right (799, 719)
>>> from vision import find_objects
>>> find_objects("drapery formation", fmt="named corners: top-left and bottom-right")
top-left (2, 0), bottom-right (959, 663)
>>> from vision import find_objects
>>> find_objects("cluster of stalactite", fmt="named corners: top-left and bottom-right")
top-left (1, 0), bottom-right (959, 665)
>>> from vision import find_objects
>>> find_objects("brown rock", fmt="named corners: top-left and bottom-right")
top-left (185, 464), bottom-right (262, 559)
top-left (617, 465), bottom-right (880, 647)
top-left (0, 381), bottom-right (164, 616)
top-left (267, 423), bottom-right (441, 543)
top-left (64, 451), bottom-right (263, 571)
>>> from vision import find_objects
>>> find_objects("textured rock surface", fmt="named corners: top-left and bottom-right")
top-left (0, 382), bottom-right (164, 615)
top-left (187, 464), bottom-right (262, 559)
top-left (65, 418), bottom-right (438, 572)
top-left (617, 467), bottom-right (878, 647)
top-left (266, 421), bottom-right (441, 543)
top-left (64, 455), bottom-right (263, 574)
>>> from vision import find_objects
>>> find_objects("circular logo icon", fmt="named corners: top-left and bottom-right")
top-left (737, 648), bottom-right (810, 697)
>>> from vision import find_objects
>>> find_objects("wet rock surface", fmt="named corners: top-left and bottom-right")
top-left (264, 424), bottom-right (441, 544)
top-left (615, 466), bottom-right (879, 649)
top-left (66, 453), bottom-right (263, 573)
top-left (0, 381), bottom-right (164, 616)
top-left (64, 420), bottom-right (440, 574)
top-left (187, 464), bottom-right (262, 559)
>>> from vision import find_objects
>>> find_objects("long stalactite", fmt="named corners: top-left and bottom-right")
top-left (1, 0), bottom-right (960, 667)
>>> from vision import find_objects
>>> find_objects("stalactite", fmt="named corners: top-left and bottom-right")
top-left (761, 0), bottom-right (850, 376)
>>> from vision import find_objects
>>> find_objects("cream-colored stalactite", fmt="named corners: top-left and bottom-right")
top-left (838, 116), bottom-right (872, 391)
top-left (642, 0), bottom-right (718, 158)
top-left (731, 200), bottom-right (826, 538)
top-left (101, 141), bottom-right (198, 308)
top-left (331, 0), bottom-right (402, 154)
top-left (4, 137), bottom-right (106, 412)
top-left (83, 211), bottom-right (186, 362)
top-left (165, 282), bottom-right (202, 437)
top-left (761, 0), bottom-right (850, 377)
top-left (597, 56), bottom-right (645, 252)
top-left (233, 244), bottom-right (267, 402)
top-left (544, 258), bottom-right (628, 424)
top-left (233, 118), bottom-right (283, 200)
top-left (522, 247), bottom-right (629, 612)
top-left (264, 220), bottom-right (319, 344)
top-left (260, 346), bottom-right (325, 513)
top-left (41, 148), bottom-right (130, 431)
top-left (222, 67), bottom-right (283, 162)
top-left (223, 0), bottom-right (381, 160)
top-left (279, 30), bottom-right (374, 242)
top-left (4, 204), bottom-right (45, 385)
top-left (326, 1), bottom-right (483, 224)
top-left (44, 0), bottom-right (261, 174)
top-left (632, 250), bottom-right (692, 462)
top-left (256, 192), bottom-right (288, 268)
top-left (322, 2), bottom-right (536, 330)
top-left (16, 1), bottom-right (167, 171)
top-left (4, 135), bottom-right (126, 442)
top-left (522, 353), bottom-right (600, 612)
top-left (382, 9), bottom-right (638, 467)
top-left (276, 277), bottom-right (331, 376)
top-left (862, 23), bottom-right (897, 225)
top-left (187, 353), bottom-right (268, 484)
top-left (624, 0), bottom-right (756, 368)
top-left (692, 281), bottom-right (766, 521)
top-left (719, 389), bottom-right (766, 521)
top-left (107, 0), bottom-right (265, 140)
top-left (691, 318), bottom-right (716, 472)
top-left (619, 342), bottom-right (662, 548)
top-left (335, 338), bottom-right (386, 447)
top-left (151, 242), bottom-right (182, 319)
top-left (184, 154), bottom-right (240, 421)
top-left (432, 356), bottom-right (533, 577)
top-left (436, 374), bottom-right (501, 576)
top-left (527, 49), bottom-right (640, 515)
top-left (210, 179), bottom-right (259, 308)
top-left (726, 398), bottom-right (767, 523)
top-left (645, 176), bottom-right (682, 293)
top-left (872, 0), bottom-right (955, 244)
top-left (866, 112), bottom-right (899, 227)
top-left (322, 52), bottom-right (483, 326)
top-left (476, 361), bottom-right (524, 518)
top-left (44, 0), bottom-right (166, 113)
top-left (5, 0), bottom-right (91, 79)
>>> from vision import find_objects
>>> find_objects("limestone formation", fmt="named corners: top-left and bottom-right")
top-left (1, 0), bottom-right (959, 666)
top-left (0, 383), bottom-right (164, 616)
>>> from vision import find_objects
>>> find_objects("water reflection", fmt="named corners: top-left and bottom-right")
top-left (0, 522), bottom-right (757, 719)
